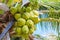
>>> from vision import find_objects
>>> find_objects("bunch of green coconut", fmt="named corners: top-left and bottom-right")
top-left (10, 3), bottom-right (40, 40)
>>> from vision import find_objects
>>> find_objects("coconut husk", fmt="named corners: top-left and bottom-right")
top-left (0, 11), bottom-right (13, 34)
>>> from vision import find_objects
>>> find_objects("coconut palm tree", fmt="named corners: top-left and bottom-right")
top-left (38, 0), bottom-right (60, 40)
